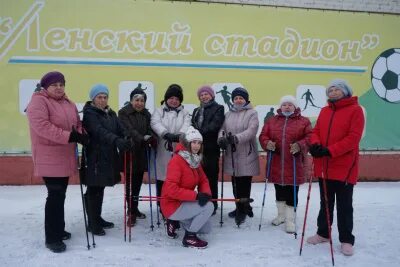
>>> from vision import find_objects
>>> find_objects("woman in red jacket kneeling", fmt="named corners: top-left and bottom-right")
top-left (161, 126), bottom-right (213, 249)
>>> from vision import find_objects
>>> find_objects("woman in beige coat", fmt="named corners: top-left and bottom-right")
top-left (218, 87), bottom-right (260, 226)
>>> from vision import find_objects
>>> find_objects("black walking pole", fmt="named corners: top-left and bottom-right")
top-left (153, 148), bottom-right (161, 227)
top-left (146, 146), bottom-right (155, 231)
top-left (219, 131), bottom-right (226, 227)
top-left (259, 151), bottom-right (273, 231)
top-left (293, 155), bottom-right (298, 239)
top-left (227, 132), bottom-right (240, 227)
top-left (76, 145), bottom-right (94, 249)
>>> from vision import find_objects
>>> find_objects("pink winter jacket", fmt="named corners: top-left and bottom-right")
top-left (26, 90), bottom-right (81, 177)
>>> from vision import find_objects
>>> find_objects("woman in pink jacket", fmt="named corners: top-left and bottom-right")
top-left (26, 71), bottom-right (88, 253)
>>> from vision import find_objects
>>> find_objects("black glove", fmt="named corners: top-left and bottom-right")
top-left (218, 137), bottom-right (228, 150)
top-left (197, 192), bottom-right (211, 207)
top-left (227, 134), bottom-right (237, 145)
top-left (68, 127), bottom-right (89, 146)
top-left (309, 144), bottom-right (330, 158)
top-left (309, 144), bottom-right (321, 157)
top-left (145, 135), bottom-right (158, 148)
top-left (163, 133), bottom-right (174, 142)
top-left (171, 134), bottom-right (180, 143)
top-left (115, 138), bottom-right (132, 152)
top-left (318, 146), bottom-right (331, 157)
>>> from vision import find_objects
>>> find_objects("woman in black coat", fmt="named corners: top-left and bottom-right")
top-left (118, 88), bottom-right (157, 226)
top-left (192, 85), bottom-right (225, 214)
top-left (83, 84), bottom-right (131, 235)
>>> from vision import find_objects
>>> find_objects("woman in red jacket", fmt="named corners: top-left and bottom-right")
top-left (259, 95), bottom-right (312, 233)
top-left (161, 126), bottom-right (213, 249)
top-left (307, 79), bottom-right (365, 256)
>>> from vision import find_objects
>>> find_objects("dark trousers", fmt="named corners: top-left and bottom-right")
top-left (317, 179), bottom-right (355, 245)
top-left (231, 176), bottom-right (252, 199)
top-left (125, 169), bottom-right (144, 215)
top-left (43, 177), bottom-right (69, 244)
top-left (85, 186), bottom-right (105, 228)
top-left (156, 180), bottom-right (164, 216)
top-left (202, 153), bottom-right (220, 209)
top-left (274, 184), bottom-right (299, 207)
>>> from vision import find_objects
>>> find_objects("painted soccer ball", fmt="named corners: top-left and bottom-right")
top-left (371, 48), bottom-right (400, 103)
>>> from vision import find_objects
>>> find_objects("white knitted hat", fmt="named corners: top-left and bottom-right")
top-left (185, 126), bottom-right (203, 142)
top-left (279, 95), bottom-right (298, 107)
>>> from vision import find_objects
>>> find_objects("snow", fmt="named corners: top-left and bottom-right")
top-left (0, 182), bottom-right (399, 267)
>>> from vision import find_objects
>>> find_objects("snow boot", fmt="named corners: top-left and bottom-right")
top-left (341, 243), bottom-right (354, 256)
top-left (46, 241), bottom-right (66, 253)
top-left (285, 206), bottom-right (296, 233)
top-left (228, 209), bottom-right (236, 218)
top-left (86, 193), bottom-right (105, 236)
top-left (182, 231), bottom-right (208, 249)
top-left (62, 231), bottom-right (71, 240)
top-left (165, 219), bottom-right (178, 239)
top-left (271, 201), bottom-right (286, 226)
top-left (235, 203), bottom-right (247, 226)
top-left (126, 214), bottom-right (136, 227)
top-left (306, 234), bottom-right (329, 245)
top-left (99, 217), bottom-right (114, 229)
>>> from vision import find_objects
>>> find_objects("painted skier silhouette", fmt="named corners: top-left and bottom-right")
top-left (301, 89), bottom-right (320, 110)
top-left (264, 107), bottom-right (275, 123)
top-left (135, 83), bottom-right (147, 90)
top-left (34, 83), bottom-right (41, 92)
top-left (216, 85), bottom-right (233, 109)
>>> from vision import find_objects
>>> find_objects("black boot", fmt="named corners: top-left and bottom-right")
top-left (86, 193), bottom-right (105, 236)
top-left (235, 203), bottom-right (247, 226)
top-left (46, 241), bottom-right (66, 253)
top-left (228, 209), bottom-right (236, 218)
top-left (62, 231), bottom-right (71, 240)
top-left (98, 190), bottom-right (114, 229)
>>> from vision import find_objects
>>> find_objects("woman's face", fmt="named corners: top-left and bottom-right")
top-left (327, 87), bottom-right (345, 101)
top-left (199, 92), bottom-right (212, 104)
top-left (167, 96), bottom-right (180, 108)
top-left (233, 95), bottom-right (246, 105)
top-left (190, 140), bottom-right (202, 154)
top-left (131, 97), bottom-right (145, 111)
top-left (281, 102), bottom-right (296, 113)
top-left (46, 82), bottom-right (65, 99)
top-left (93, 93), bottom-right (108, 110)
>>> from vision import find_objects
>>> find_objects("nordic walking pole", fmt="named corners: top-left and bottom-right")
top-left (76, 145), bottom-right (91, 250)
top-left (153, 149), bottom-right (161, 227)
top-left (146, 146), bottom-right (154, 231)
top-left (321, 168), bottom-right (335, 266)
top-left (299, 163), bottom-right (313, 256)
top-left (293, 155), bottom-right (298, 239)
top-left (128, 151), bottom-right (133, 242)
top-left (259, 151), bottom-right (272, 231)
top-left (220, 131), bottom-right (226, 227)
top-left (123, 152), bottom-right (127, 242)
top-left (227, 132), bottom-right (240, 227)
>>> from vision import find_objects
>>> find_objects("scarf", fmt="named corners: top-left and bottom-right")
top-left (230, 102), bottom-right (252, 112)
top-left (195, 100), bottom-right (215, 129)
top-left (178, 150), bottom-right (202, 169)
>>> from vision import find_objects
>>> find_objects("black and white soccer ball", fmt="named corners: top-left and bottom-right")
top-left (371, 48), bottom-right (400, 103)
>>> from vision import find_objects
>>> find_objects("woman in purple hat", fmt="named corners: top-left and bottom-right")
top-left (26, 71), bottom-right (89, 253)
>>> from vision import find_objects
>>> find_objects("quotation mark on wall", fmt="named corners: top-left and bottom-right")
top-left (361, 34), bottom-right (379, 50)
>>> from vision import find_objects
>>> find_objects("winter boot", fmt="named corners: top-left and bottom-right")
top-left (182, 231), bottom-right (208, 249)
top-left (271, 201), bottom-right (286, 226)
top-left (86, 193), bottom-right (105, 236)
top-left (46, 241), bottom-right (66, 253)
top-left (341, 243), bottom-right (354, 256)
top-left (228, 209), bottom-right (236, 218)
top-left (247, 205), bottom-right (254, 218)
top-left (307, 234), bottom-right (329, 245)
top-left (235, 203), bottom-right (247, 226)
top-left (98, 191), bottom-right (114, 229)
top-left (126, 214), bottom-right (136, 227)
top-left (62, 231), bottom-right (71, 240)
top-left (134, 208), bottom-right (146, 219)
top-left (285, 206), bottom-right (296, 233)
top-left (165, 219), bottom-right (178, 239)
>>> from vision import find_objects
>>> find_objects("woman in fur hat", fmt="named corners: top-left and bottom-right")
top-left (259, 95), bottom-right (312, 234)
top-left (161, 126), bottom-right (213, 249)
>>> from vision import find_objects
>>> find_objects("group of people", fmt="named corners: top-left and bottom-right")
top-left (27, 71), bottom-right (364, 256)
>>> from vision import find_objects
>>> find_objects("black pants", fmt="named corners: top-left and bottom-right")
top-left (125, 169), bottom-right (144, 215)
top-left (85, 186), bottom-right (105, 228)
top-left (231, 176), bottom-right (252, 199)
top-left (43, 177), bottom-right (69, 244)
top-left (202, 153), bottom-right (220, 209)
top-left (274, 184), bottom-right (299, 207)
top-left (317, 179), bottom-right (355, 245)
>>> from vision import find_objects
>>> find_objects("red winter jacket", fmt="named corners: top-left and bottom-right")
top-left (311, 97), bottom-right (364, 185)
top-left (161, 143), bottom-right (211, 218)
top-left (259, 108), bottom-right (312, 185)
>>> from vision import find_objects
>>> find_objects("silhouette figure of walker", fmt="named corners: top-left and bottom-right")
top-left (135, 83), bottom-right (147, 90)
top-left (301, 89), bottom-right (320, 110)
top-left (264, 107), bottom-right (275, 124)
top-left (216, 85), bottom-right (233, 109)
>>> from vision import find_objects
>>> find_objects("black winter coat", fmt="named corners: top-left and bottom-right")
top-left (118, 104), bottom-right (153, 173)
top-left (192, 101), bottom-right (225, 156)
top-left (82, 102), bottom-right (124, 186)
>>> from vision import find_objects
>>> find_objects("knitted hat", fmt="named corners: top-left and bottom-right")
top-left (279, 95), bottom-right (298, 107)
top-left (326, 79), bottom-right (353, 97)
top-left (89, 84), bottom-right (109, 100)
top-left (197, 85), bottom-right (215, 99)
top-left (130, 88), bottom-right (147, 102)
top-left (164, 84), bottom-right (183, 103)
top-left (40, 71), bottom-right (65, 89)
top-left (185, 126), bottom-right (203, 142)
top-left (231, 87), bottom-right (249, 102)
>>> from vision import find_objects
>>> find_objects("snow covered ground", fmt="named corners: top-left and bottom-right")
top-left (0, 182), bottom-right (399, 267)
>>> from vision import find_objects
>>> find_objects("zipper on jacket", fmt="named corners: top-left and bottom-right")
top-left (280, 117), bottom-right (289, 185)
top-left (324, 103), bottom-right (336, 179)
